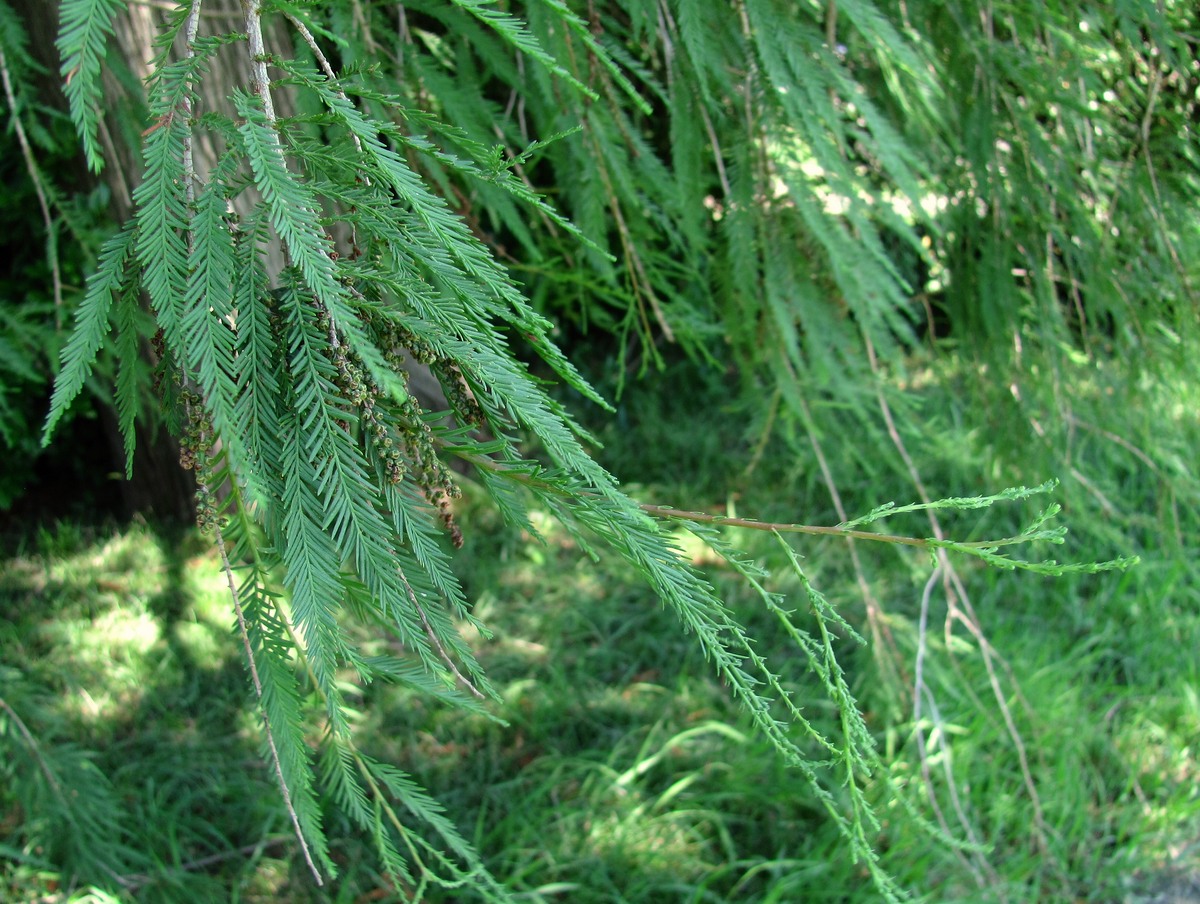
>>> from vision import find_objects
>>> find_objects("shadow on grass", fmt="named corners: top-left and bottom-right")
top-left (4, 384), bottom-right (1196, 904)
top-left (0, 512), bottom-right (859, 904)
top-left (0, 519), bottom-right (319, 903)
top-left (347, 496), bottom-right (859, 904)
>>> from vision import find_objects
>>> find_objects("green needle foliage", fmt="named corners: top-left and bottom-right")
top-left (4, 0), bottom-right (1188, 898)
top-left (49, 2), bottom-right (929, 896)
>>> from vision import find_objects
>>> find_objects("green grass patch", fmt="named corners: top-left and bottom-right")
top-left (3, 348), bottom-right (1198, 902)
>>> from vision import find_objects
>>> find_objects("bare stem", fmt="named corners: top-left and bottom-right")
top-left (398, 567), bottom-right (486, 699)
top-left (642, 503), bottom-right (936, 547)
top-left (242, 0), bottom-right (278, 122)
top-left (216, 520), bottom-right (324, 885)
top-left (181, 0), bottom-right (203, 204)
top-left (0, 46), bottom-right (62, 327)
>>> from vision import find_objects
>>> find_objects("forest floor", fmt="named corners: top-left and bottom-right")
top-left (2, 348), bottom-right (1198, 902)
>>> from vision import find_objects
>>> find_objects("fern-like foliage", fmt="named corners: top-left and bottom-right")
top-left (34, 0), bottom-right (1165, 899)
top-left (42, 3), bottom-right (740, 894)
top-left (41, 2), bottom-right (861, 894)
top-left (41, 223), bottom-right (136, 447)
top-left (55, 0), bottom-right (124, 173)
top-left (0, 669), bottom-right (138, 885)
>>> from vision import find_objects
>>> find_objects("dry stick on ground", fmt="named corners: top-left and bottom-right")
top-left (103, 837), bottom-right (293, 894)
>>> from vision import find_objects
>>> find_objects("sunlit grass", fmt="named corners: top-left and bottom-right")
top-left (3, 347), bottom-right (1199, 901)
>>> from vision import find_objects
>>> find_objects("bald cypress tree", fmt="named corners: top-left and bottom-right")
top-left (2, 0), bottom-right (1191, 898)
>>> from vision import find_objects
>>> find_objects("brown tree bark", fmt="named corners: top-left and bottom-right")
top-left (11, 0), bottom-right (197, 521)
top-left (12, 0), bottom-right (449, 519)
top-left (12, 0), bottom-right (302, 521)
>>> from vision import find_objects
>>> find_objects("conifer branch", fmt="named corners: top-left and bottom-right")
top-left (177, 18), bottom-right (323, 874)
top-left (643, 504), bottom-right (937, 547)
top-left (284, 10), bottom-right (365, 160)
top-left (56, 0), bottom-right (123, 173)
top-left (398, 567), bottom-right (486, 699)
top-left (25, 2), bottom-right (1163, 899)
top-left (180, 0), bottom-right (201, 204)
top-left (217, 520), bottom-right (324, 885)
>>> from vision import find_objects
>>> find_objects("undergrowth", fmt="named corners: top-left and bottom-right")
top-left (3, 344), bottom-right (1196, 903)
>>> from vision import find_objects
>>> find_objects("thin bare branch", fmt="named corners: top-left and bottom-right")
top-left (0, 45), bottom-right (63, 327)
top-left (217, 518), bottom-right (324, 885)
top-left (398, 567), bottom-right (486, 700)
top-left (242, 0), bottom-right (278, 123)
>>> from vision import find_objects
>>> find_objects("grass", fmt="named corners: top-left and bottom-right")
top-left (2, 347), bottom-right (1198, 902)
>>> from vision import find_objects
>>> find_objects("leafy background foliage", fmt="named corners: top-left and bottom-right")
top-left (1, 0), bottom-right (1198, 901)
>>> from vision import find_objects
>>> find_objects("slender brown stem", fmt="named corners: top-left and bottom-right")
top-left (217, 520), bottom-right (323, 884)
top-left (457, 446), bottom-right (1014, 552)
top-left (641, 504), bottom-right (934, 547)
top-left (0, 45), bottom-right (62, 327)
top-left (398, 567), bottom-right (485, 699)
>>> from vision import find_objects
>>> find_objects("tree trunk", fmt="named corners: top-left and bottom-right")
top-left (8, 0), bottom-right (192, 521)
top-left (13, 0), bottom-right (450, 520)
top-left (13, 0), bottom-right (302, 521)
